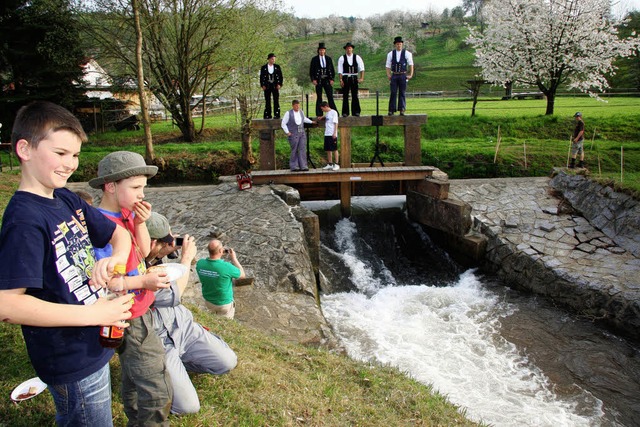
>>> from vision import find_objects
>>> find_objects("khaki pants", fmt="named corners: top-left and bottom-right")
top-left (205, 300), bottom-right (235, 319)
top-left (118, 311), bottom-right (172, 426)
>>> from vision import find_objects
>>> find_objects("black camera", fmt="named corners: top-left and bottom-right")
top-left (175, 237), bottom-right (184, 246)
top-left (224, 248), bottom-right (230, 254)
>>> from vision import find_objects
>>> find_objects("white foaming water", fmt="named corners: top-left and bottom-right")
top-left (321, 219), bottom-right (604, 427)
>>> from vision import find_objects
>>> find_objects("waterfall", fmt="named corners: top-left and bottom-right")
top-left (316, 210), bottom-right (633, 427)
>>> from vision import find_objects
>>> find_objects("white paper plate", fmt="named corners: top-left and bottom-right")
top-left (11, 377), bottom-right (47, 402)
top-left (148, 263), bottom-right (188, 282)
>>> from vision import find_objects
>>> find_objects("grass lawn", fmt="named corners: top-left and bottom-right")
top-left (23, 95), bottom-right (631, 193)
top-left (0, 304), bottom-right (480, 426)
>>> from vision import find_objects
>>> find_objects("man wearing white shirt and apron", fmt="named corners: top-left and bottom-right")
top-left (337, 42), bottom-right (365, 117)
top-left (386, 36), bottom-right (414, 115)
top-left (281, 100), bottom-right (315, 171)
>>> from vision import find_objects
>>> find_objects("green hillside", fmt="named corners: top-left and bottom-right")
top-left (283, 23), bottom-right (639, 94)
top-left (283, 29), bottom-right (479, 94)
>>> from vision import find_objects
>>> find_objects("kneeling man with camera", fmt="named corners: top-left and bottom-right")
top-left (196, 239), bottom-right (245, 319)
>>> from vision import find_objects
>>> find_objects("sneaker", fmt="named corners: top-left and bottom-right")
top-left (322, 164), bottom-right (333, 170)
top-left (332, 164), bottom-right (340, 171)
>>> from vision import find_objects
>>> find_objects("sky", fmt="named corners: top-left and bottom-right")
top-left (282, 0), bottom-right (640, 20)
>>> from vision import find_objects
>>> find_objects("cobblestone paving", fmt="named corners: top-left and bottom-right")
top-left (449, 177), bottom-right (640, 339)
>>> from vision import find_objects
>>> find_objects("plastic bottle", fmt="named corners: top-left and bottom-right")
top-left (98, 264), bottom-right (126, 348)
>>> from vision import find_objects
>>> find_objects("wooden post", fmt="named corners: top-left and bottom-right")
top-left (339, 127), bottom-right (352, 168)
top-left (404, 124), bottom-right (422, 166)
top-left (340, 184), bottom-right (352, 217)
top-left (339, 127), bottom-right (352, 216)
top-left (621, 146), bottom-right (624, 183)
top-left (493, 125), bottom-right (501, 163)
top-left (259, 129), bottom-right (276, 170)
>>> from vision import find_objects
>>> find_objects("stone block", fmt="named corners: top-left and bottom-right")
top-left (410, 178), bottom-right (450, 200)
top-left (271, 184), bottom-right (300, 206)
top-left (455, 232), bottom-right (487, 262)
top-left (407, 191), bottom-right (472, 236)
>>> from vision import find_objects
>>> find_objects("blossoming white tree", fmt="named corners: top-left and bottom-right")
top-left (467, 0), bottom-right (639, 114)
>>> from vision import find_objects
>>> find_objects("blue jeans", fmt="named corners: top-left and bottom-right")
top-left (48, 362), bottom-right (113, 427)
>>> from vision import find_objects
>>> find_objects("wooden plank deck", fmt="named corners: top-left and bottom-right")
top-left (249, 166), bottom-right (436, 185)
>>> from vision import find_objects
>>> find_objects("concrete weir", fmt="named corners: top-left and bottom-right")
top-left (446, 171), bottom-right (640, 342)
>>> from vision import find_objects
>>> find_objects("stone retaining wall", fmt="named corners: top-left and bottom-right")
top-left (448, 175), bottom-right (640, 342)
top-left (550, 170), bottom-right (640, 257)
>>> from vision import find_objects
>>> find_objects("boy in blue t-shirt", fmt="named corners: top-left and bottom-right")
top-left (0, 101), bottom-right (133, 426)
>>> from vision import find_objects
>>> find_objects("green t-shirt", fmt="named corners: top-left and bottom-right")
top-left (196, 258), bottom-right (241, 305)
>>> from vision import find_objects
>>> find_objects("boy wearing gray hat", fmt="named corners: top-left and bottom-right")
top-left (90, 151), bottom-right (173, 426)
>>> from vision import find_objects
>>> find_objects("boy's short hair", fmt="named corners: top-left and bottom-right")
top-left (291, 100), bottom-right (300, 105)
top-left (319, 101), bottom-right (329, 108)
top-left (89, 151), bottom-right (158, 189)
top-left (11, 101), bottom-right (88, 157)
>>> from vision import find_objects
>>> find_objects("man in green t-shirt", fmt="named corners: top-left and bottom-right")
top-left (196, 239), bottom-right (245, 319)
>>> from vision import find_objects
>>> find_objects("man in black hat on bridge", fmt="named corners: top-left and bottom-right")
top-left (310, 42), bottom-right (338, 117)
top-left (386, 36), bottom-right (414, 115)
top-left (337, 42), bottom-right (365, 117)
top-left (260, 53), bottom-right (283, 119)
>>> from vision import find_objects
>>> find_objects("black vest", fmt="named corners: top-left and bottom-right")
top-left (342, 55), bottom-right (359, 74)
top-left (391, 49), bottom-right (407, 73)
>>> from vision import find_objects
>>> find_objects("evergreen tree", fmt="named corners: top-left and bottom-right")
top-left (0, 0), bottom-right (86, 141)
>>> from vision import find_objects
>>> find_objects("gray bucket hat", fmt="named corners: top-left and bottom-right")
top-left (89, 151), bottom-right (158, 188)
top-left (147, 212), bottom-right (173, 243)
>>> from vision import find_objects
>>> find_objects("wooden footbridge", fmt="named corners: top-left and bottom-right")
top-left (250, 114), bottom-right (432, 216)
top-left (248, 113), bottom-right (487, 262)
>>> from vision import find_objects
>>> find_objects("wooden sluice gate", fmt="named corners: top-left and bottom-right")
top-left (251, 114), bottom-right (428, 216)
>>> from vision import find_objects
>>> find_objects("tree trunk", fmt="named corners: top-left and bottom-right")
top-left (505, 81), bottom-right (513, 97)
top-left (132, 0), bottom-right (154, 162)
top-left (545, 91), bottom-right (555, 115)
top-left (179, 119), bottom-right (197, 142)
top-left (174, 101), bottom-right (197, 142)
top-left (238, 96), bottom-right (255, 170)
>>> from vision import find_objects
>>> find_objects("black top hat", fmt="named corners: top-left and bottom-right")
top-left (343, 42), bottom-right (354, 49)
top-left (318, 42), bottom-right (326, 50)
top-left (267, 53), bottom-right (276, 59)
top-left (393, 36), bottom-right (404, 44)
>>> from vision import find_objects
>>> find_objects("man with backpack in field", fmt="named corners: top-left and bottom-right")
top-left (569, 112), bottom-right (585, 169)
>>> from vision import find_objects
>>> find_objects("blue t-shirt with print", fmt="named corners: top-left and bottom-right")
top-left (0, 188), bottom-right (116, 385)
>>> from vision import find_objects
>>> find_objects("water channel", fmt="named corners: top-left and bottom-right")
top-left (305, 197), bottom-right (640, 427)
